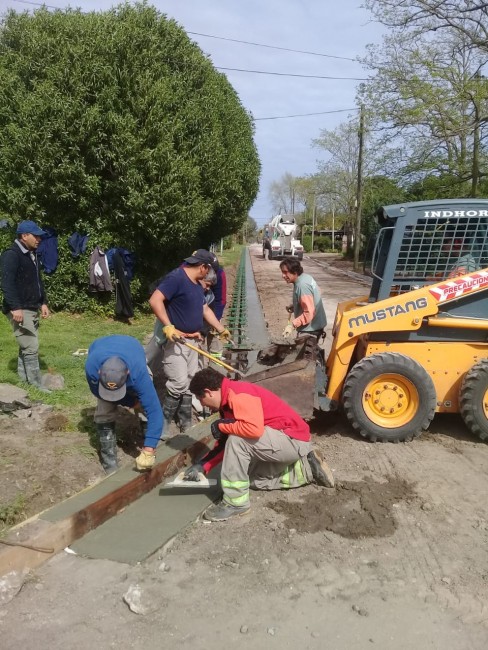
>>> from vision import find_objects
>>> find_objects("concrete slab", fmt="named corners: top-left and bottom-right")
top-left (41, 424), bottom-right (210, 523)
top-left (70, 469), bottom-right (221, 564)
top-left (244, 247), bottom-right (270, 367)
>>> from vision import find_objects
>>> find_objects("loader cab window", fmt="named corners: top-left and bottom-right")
top-left (391, 216), bottom-right (487, 295)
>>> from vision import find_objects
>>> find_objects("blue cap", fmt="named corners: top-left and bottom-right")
top-left (16, 220), bottom-right (46, 236)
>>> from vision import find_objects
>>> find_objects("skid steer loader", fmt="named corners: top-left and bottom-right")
top-left (246, 199), bottom-right (488, 443)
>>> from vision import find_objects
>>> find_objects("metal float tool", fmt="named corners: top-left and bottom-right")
top-left (162, 470), bottom-right (217, 489)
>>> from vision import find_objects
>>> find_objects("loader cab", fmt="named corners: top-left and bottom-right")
top-left (368, 200), bottom-right (488, 302)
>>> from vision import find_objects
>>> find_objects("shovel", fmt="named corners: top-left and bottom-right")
top-left (175, 336), bottom-right (245, 378)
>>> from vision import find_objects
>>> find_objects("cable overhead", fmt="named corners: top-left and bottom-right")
top-left (255, 108), bottom-right (359, 121)
top-left (188, 31), bottom-right (357, 62)
top-left (9, 0), bottom-right (60, 7)
top-left (217, 67), bottom-right (367, 80)
top-left (8, 2), bottom-right (359, 65)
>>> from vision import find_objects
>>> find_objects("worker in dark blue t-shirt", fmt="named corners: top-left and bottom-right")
top-left (148, 249), bottom-right (231, 451)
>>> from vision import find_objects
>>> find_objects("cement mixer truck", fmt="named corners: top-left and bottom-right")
top-left (263, 214), bottom-right (304, 260)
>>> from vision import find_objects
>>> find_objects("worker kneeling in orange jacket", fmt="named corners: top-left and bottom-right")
top-left (186, 367), bottom-right (334, 522)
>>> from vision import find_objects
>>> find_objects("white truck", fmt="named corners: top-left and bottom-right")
top-left (263, 214), bottom-right (304, 260)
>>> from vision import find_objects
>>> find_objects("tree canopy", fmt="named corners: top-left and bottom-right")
top-left (0, 3), bottom-right (260, 281)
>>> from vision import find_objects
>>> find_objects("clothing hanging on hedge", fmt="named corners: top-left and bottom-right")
top-left (37, 227), bottom-right (59, 274)
top-left (106, 247), bottom-right (136, 281)
top-left (89, 246), bottom-right (113, 292)
top-left (68, 232), bottom-right (89, 258)
top-left (113, 250), bottom-right (134, 318)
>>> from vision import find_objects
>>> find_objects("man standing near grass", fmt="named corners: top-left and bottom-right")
top-left (1, 220), bottom-right (51, 390)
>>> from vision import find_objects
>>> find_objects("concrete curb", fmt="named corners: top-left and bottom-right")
top-left (0, 427), bottom-right (212, 577)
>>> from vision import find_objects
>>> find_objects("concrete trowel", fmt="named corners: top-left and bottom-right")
top-left (162, 470), bottom-right (217, 489)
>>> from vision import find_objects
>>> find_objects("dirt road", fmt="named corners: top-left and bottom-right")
top-left (2, 244), bottom-right (488, 649)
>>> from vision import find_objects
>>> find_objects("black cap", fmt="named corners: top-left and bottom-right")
top-left (184, 249), bottom-right (217, 267)
top-left (98, 357), bottom-right (129, 401)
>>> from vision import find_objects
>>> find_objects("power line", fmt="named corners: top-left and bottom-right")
top-left (217, 67), bottom-right (367, 80)
top-left (254, 107), bottom-right (359, 121)
top-left (7, 0), bottom-right (61, 8)
top-left (7, 2), bottom-right (360, 66)
top-left (188, 31), bottom-right (357, 62)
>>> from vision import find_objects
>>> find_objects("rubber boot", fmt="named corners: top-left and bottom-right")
top-left (97, 422), bottom-right (118, 473)
top-left (23, 353), bottom-right (51, 393)
top-left (162, 392), bottom-right (181, 429)
top-left (177, 394), bottom-right (193, 433)
top-left (17, 353), bottom-right (27, 382)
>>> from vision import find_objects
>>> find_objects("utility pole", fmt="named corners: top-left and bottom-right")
top-left (331, 205), bottom-right (335, 252)
top-left (312, 196), bottom-right (316, 253)
top-left (354, 104), bottom-right (365, 272)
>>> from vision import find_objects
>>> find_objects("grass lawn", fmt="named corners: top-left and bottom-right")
top-left (0, 312), bottom-right (155, 415)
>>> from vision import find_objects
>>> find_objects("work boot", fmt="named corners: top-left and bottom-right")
top-left (203, 500), bottom-right (251, 522)
top-left (96, 422), bottom-right (118, 473)
top-left (177, 394), bottom-right (193, 432)
top-left (17, 353), bottom-right (27, 382)
top-left (23, 353), bottom-right (51, 393)
top-left (162, 392), bottom-right (181, 429)
top-left (307, 450), bottom-right (335, 488)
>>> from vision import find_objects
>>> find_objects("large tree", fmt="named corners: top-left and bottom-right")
top-left (0, 4), bottom-right (260, 279)
top-left (360, 32), bottom-right (488, 196)
top-left (366, 0), bottom-right (488, 52)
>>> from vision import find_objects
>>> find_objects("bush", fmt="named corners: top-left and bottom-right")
top-left (313, 236), bottom-right (332, 252)
top-left (302, 234), bottom-right (312, 252)
top-left (0, 4), bottom-right (260, 285)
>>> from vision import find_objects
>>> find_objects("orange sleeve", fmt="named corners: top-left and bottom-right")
top-left (292, 294), bottom-right (315, 328)
top-left (219, 390), bottom-right (264, 439)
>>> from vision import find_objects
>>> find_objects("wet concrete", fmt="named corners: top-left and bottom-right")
top-left (71, 469), bottom-right (220, 564)
top-left (243, 247), bottom-right (270, 366)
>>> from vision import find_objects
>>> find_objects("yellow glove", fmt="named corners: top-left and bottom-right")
top-left (162, 324), bottom-right (178, 342)
top-left (282, 322), bottom-right (295, 338)
top-left (135, 449), bottom-right (156, 471)
top-left (218, 328), bottom-right (232, 342)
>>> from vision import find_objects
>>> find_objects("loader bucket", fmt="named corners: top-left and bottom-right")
top-left (245, 336), bottom-right (321, 420)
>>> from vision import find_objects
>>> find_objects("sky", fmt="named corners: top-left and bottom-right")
top-left (1, 0), bottom-right (386, 226)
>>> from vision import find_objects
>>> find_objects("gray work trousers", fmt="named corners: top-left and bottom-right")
top-left (8, 309), bottom-right (40, 356)
top-left (163, 339), bottom-right (198, 397)
top-left (221, 426), bottom-right (313, 507)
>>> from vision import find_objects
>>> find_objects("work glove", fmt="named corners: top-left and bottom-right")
top-left (183, 463), bottom-right (204, 482)
top-left (282, 322), bottom-right (295, 338)
top-left (162, 324), bottom-right (181, 342)
top-left (135, 449), bottom-right (156, 471)
top-left (217, 328), bottom-right (232, 342)
top-left (210, 418), bottom-right (236, 441)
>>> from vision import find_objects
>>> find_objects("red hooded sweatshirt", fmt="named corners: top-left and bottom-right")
top-left (218, 377), bottom-right (310, 441)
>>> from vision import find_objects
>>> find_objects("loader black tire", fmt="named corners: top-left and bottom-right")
top-left (460, 359), bottom-right (488, 442)
top-left (343, 352), bottom-right (437, 443)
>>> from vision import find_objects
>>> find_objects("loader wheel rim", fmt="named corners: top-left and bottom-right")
top-left (484, 388), bottom-right (488, 419)
top-left (362, 373), bottom-right (419, 429)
